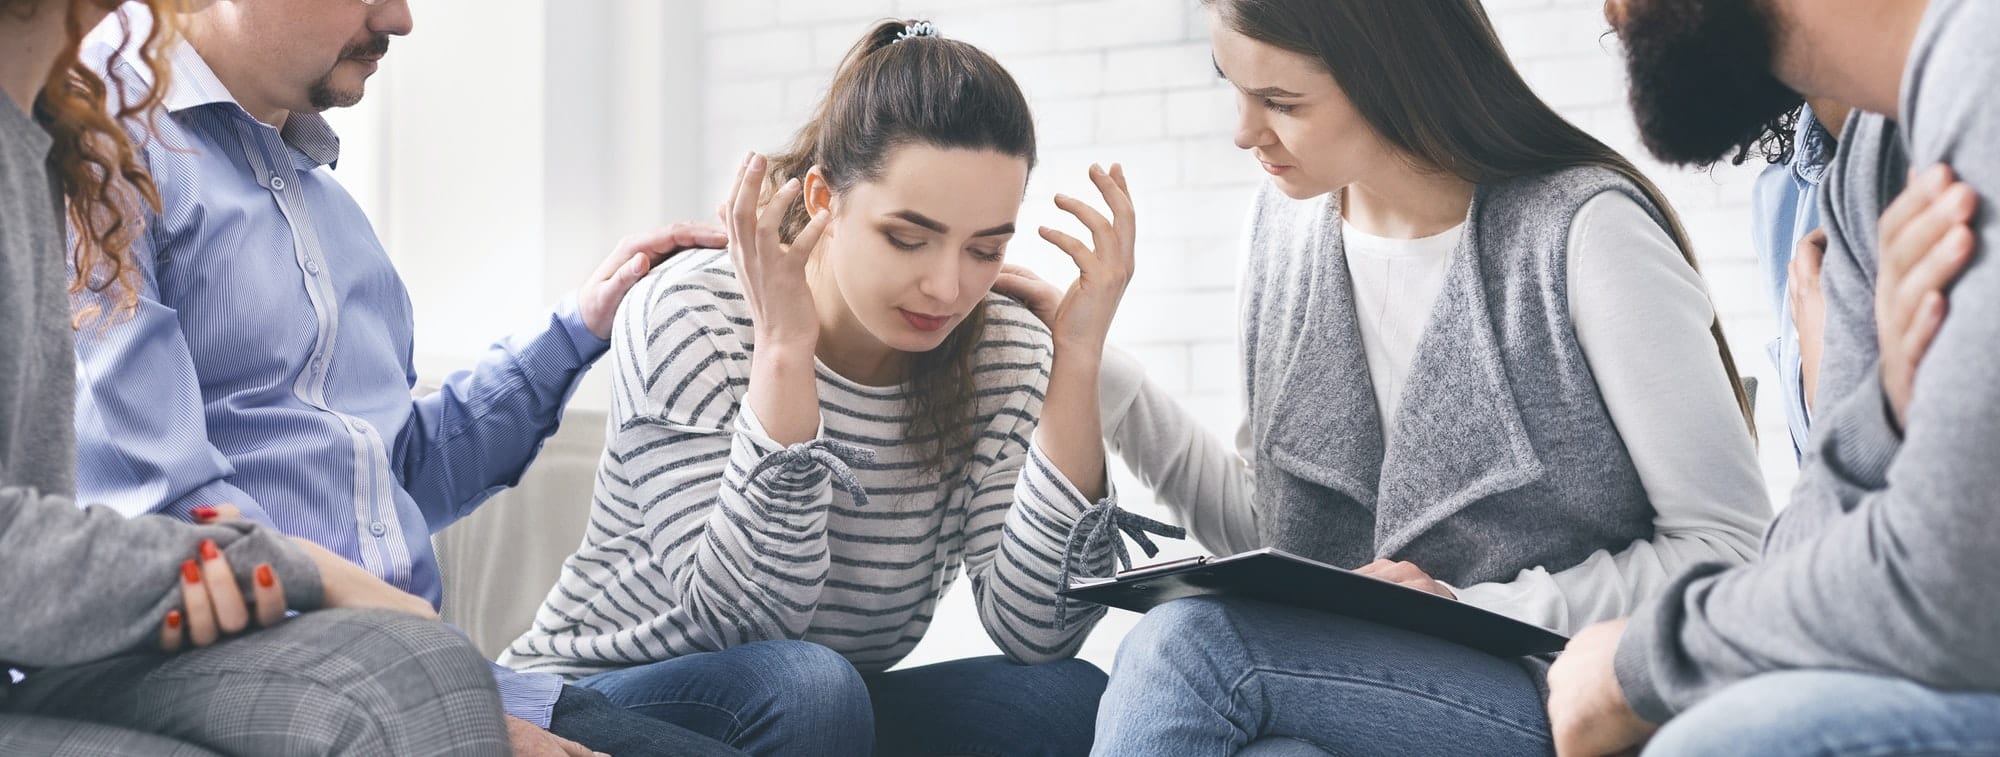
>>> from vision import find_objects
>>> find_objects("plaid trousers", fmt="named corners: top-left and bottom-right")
top-left (0, 714), bottom-right (222, 756)
top-left (0, 608), bottom-right (507, 756)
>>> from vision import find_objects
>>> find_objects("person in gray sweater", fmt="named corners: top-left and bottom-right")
top-left (1551, 0), bottom-right (2000, 754)
top-left (0, 1), bottom-right (507, 754)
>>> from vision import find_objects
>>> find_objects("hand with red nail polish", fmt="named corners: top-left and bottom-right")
top-left (160, 538), bottom-right (294, 652)
top-left (190, 502), bottom-right (243, 525)
top-left (249, 563), bottom-right (287, 628)
top-left (159, 609), bottom-right (185, 653)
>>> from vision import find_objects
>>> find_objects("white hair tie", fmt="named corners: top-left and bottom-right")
top-left (894, 21), bottom-right (939, 43)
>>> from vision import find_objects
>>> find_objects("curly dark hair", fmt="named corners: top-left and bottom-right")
top-left (1731, 105), bottom-right (1801, 166)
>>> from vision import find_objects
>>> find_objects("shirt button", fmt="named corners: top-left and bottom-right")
top-left (305, 260), bottom-right (321, 275)
top-left (368, 521), bottom-right (388, 537)
top-left (349, 419), bottom-right (368, 432)
top-left (270, 176), bottom-right (287, 191)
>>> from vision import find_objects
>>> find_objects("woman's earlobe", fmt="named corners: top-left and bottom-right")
top-left (804, 167), bottom-right (835, 215)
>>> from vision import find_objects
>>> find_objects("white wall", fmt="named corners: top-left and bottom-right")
top-left (335, 0), bottom-right (1801, 671)
top-left (325, 0), bottom-right (707, 413)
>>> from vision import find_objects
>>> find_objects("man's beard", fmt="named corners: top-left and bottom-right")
top-left (307, 34), bottom-right (391, 111)
top-left (1617, 0), bottom-right (1802, 167)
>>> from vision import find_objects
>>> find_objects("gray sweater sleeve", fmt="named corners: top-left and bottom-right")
top-left (0, 487), bottom-right (323, 668)
top-left (1615, 0), bottom-right (2000, 721)
top-left (0, 85), bottom-right (323, 671)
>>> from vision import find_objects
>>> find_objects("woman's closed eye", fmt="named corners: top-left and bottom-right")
top-left (970, 244), bottom-right (1006, 263)
top-left (885, 232), bottom-right (926, 251)
top-left (1263, 98), bottom-right (1298, 114)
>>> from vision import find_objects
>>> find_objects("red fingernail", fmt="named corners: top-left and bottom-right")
top-left (256, 564), bottom-right (275, 588)
top-left (200, 539), bottom-right (219, 561)
top-left (166, 609), bottom-right (181, 630)
top-left (191, 506), bottom-right (216, 521)
top-left (182, 559), bottom-right (201, 583)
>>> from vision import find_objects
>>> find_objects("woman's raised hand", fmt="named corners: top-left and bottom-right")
top-left (730, 152), bottom-right (832, 353)
top-left (1034, 164), bottom-right (1137, 350)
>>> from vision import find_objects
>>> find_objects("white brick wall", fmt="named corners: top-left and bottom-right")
top-left (693, 0), bottom-right (1801, 670)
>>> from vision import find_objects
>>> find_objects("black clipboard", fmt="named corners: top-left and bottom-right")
top-left (1057, 547), bottom-right (1568, 657)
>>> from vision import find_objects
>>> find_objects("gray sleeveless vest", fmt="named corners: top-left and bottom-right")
top-left (1242, 166), bottom-right (1660, 586)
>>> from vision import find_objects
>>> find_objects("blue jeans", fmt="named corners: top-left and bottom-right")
top-left (577, 640), bottom-right (873, 757)
top-left (1092, 597), bottom-right (1552, 756)
top-left (866, 655), bottom-right (1107, 757)
top-left (547, 684), bottom-right (745, 756)
top-left (1646, 671), bottom-right (2000, 756)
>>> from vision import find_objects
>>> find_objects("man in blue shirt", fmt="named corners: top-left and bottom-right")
top-left (1745, 99), bottom-right (1851, 461)
top-left (64, 3), bottom-right (813, 755)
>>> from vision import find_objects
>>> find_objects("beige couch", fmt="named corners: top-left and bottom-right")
top-left (433, 409), bottom-right (607, 659)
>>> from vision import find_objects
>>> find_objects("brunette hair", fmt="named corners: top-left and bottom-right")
top-left (1206, 0), bottom-right (1756, 435)
top-left (764, 19), bottom-right (1037, 472)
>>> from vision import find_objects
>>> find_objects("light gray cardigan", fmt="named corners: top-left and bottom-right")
top-left (1100, 165), bottom-right (1766, 635)
top-left (1242, 167), bottom-right (1661, 586)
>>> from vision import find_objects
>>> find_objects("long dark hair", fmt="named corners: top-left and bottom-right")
top-left (1206, 0), bottom-right (1756, 435)
top-left (765, 19), bottom-right (1037, 471)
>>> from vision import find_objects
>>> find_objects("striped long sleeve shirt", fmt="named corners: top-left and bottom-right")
top-left (502, 249), bottom-right (1113, 677)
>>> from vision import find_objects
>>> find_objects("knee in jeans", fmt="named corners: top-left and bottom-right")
top-left (1646, 672), bottom-right (1882, 755)
top-left (1023, 658), bottom-right (1110, 733)
top-left (1119, 597), bottom-right (1239, 670)
top-left (1040, 658), bottom-right (1110, 699)
top-left (740, 640), bottom-right (870, 719)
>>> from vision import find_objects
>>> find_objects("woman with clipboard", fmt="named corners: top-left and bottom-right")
top-left (996, 1), bottom-right (1773, 754)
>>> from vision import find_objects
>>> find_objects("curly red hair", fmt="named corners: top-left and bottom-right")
top-left (5, 0), bottom-right (178, 325)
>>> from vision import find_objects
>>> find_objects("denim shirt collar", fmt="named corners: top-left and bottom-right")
top-left (1792, 103), bottom-right (1834, 186)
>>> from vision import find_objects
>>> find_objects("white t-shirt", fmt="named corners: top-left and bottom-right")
top-left (1342, 220), bottom-right (1462, 425)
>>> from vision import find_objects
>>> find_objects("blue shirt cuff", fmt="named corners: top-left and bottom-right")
top-left (554, 293), bottom-right (611, 364)
top-left (491, 661), bottom-right (565, 728)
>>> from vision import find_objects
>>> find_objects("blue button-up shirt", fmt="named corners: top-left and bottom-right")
top-left (1749, 105), bottom-right (1835, 462)
top-left (71, 27), bottom-right (596, 726)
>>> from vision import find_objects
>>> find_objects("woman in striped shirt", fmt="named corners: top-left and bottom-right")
top-left (502, 19), bottom-right (1170, 757)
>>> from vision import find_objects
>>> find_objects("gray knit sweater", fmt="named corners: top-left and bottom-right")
top-left (0, 94), bottom-right (320, 682)
top-left (1244, 167), bottom-right (1672, 590)
top-left (1615, 0), bottom-right (2000, 720)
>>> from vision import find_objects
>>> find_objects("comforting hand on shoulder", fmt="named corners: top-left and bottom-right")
top-left (577, 222), bottom-right (729, 340)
